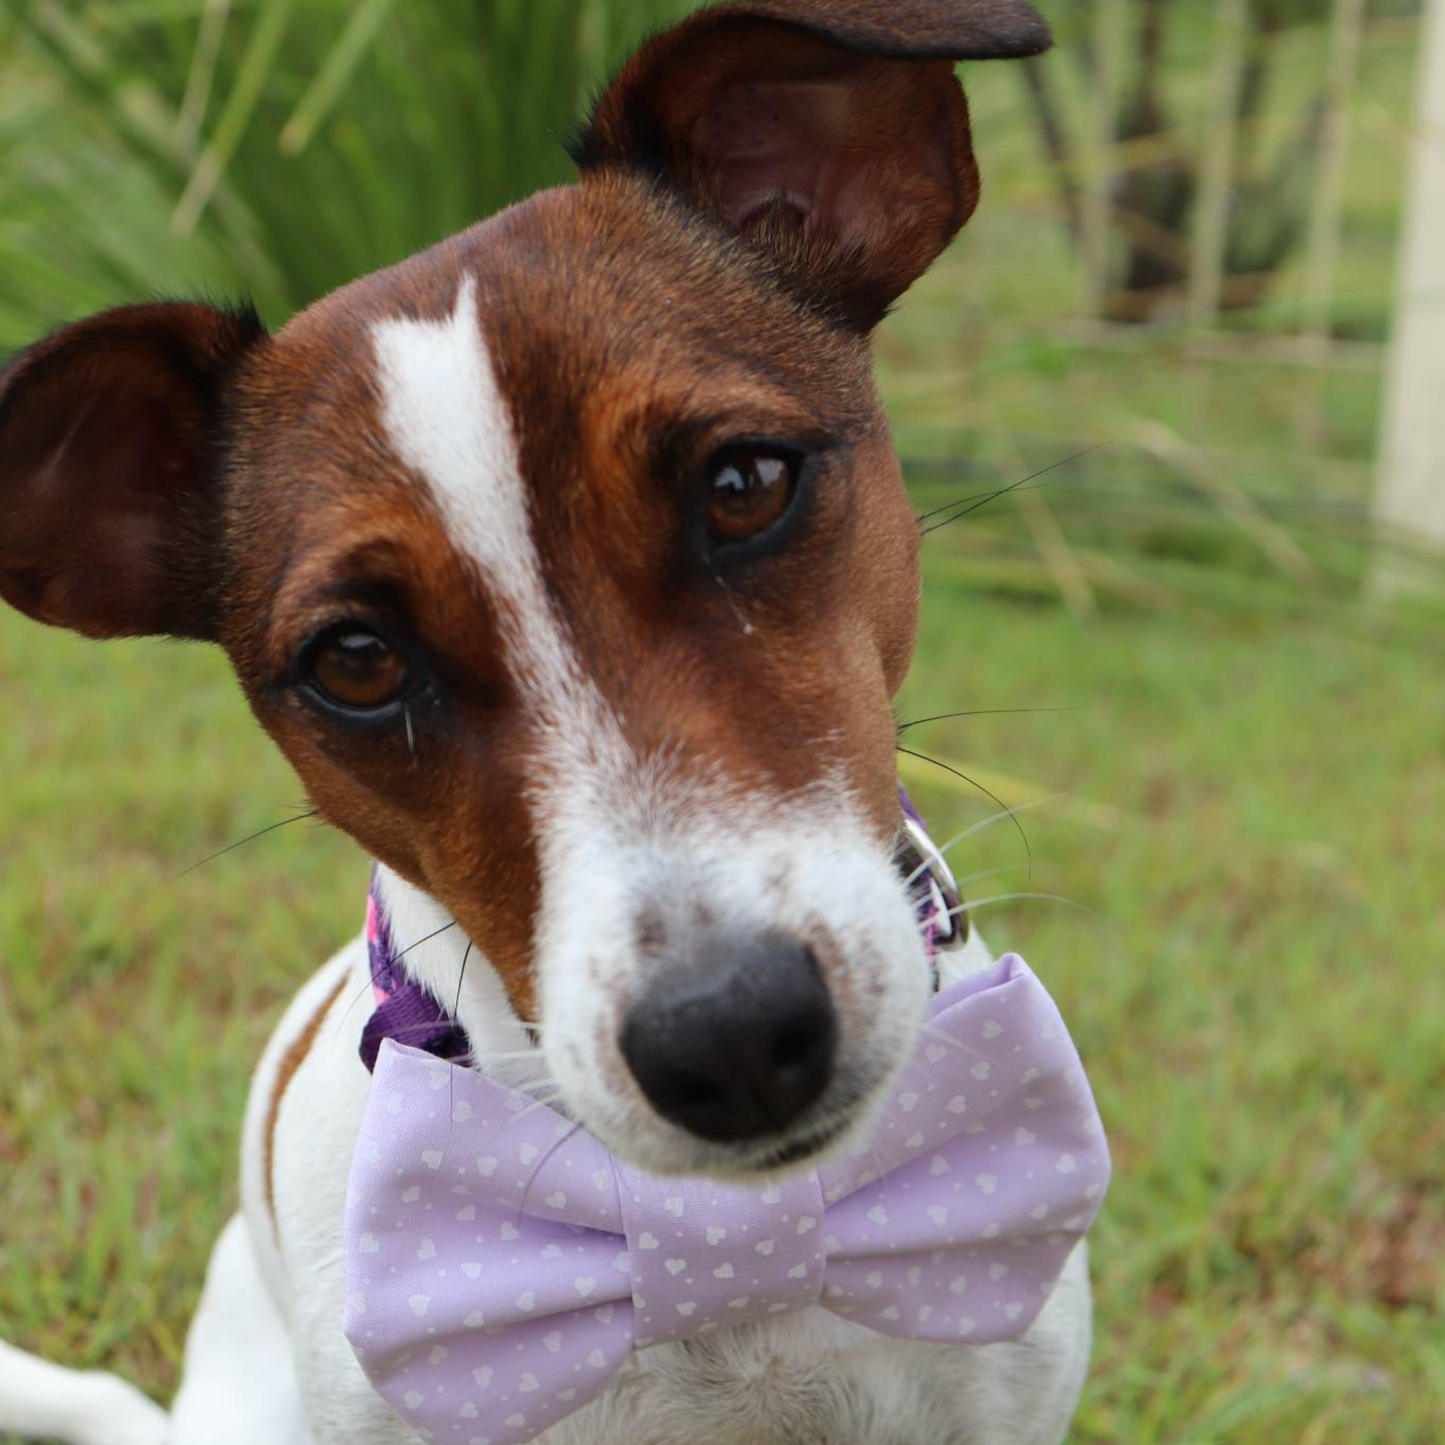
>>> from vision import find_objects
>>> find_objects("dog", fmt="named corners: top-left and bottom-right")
top-left (0, 3), bottom-right (1106, 1442)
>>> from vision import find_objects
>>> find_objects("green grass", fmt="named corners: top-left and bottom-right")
top-left (4, 552), bottom-right (1442, 1443)
top-left (2, 1), bottom-right (1444, 1441)
top-left (0, 0), bottom-right (695, 345)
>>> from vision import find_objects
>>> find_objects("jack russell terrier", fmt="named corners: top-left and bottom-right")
top-left (0, 3), bottom-right (1111, 1443)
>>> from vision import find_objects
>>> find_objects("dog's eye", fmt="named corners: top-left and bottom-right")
top-left (706, 446), bottom-right (799, 543)
top-left (307, 629), bottom-right (408, 711)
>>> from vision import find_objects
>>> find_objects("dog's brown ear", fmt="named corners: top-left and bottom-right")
top-left (0, 302), bottom-right (263, 640)
top-left (572, 0), bottom-right (1051, 329)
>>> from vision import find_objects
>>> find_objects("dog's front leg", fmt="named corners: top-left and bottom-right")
top-left (170, 1214), bottom-right (312, 1445)
top-left (0, 1342), bottom-right (165, 1445)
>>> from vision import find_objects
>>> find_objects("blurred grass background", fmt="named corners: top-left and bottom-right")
top-left (1, 1), bottom-right (1443, 1442)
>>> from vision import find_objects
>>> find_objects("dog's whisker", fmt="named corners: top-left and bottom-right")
top-left (897, 747), bottom-right (1031, 871)
top-left (394, 920), bottom-right (458, 963)
top-left (165, 807), bottom-right (320, 884)
top-left (929, 795), bottom-right (1070, 867)
top-left (494, 1084), bottom-right (564, 1109)
top-left (468, 1053), bottom-right (557, 1084)
top-left (900, 861), bottom-right (1035, 923)
top-left (953, 862), bottom-right (1034, 890)
top-left (374, 1021), bottom-right (476, 1045)
top-left (377, 1021), bottom-right (455, 1038)
top-left (334, 918), bottom-right (461, 1035)
top-left (508, 1087), bottom-right (558, 1103)
top-left (336, 965), bottom-right (393, 1035)
top-left (514, 1121), bottom-right (585, 1222)
top-left (917, 1023), bottom-right (990, 1061)
top-left (897, 706), bottom-right (1079, 733)
top-left (452, 939), bottom-right (474, 1018)
top-left (449, 937), bottom-right (475, 1120)
top-left (498, 1097), bottom-right (557, 1128)
top-left (900, 845), bottom-right (1029, 895)
top-left (917, 442), bottom-right (1112, 537)
top-left (927, 892), bottom-right (1088, 923)
top-left (900, 815), bottom-right (989, 893)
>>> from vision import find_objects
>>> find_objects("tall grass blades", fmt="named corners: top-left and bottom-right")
top-left (0, 0), bottom-right (693, 347)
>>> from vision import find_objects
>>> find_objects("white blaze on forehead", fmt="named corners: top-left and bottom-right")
top-left (371, 274), bottom-right (567, 695)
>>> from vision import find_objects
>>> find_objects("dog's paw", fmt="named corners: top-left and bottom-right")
top-left (77, 1373), bottom-right (169, 1445)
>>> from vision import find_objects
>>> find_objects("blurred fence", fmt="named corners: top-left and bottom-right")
top-left (878, 0), bottom-right (1440, 611)
top-left (0, 0), bottom-right (1437, 606)
top-left (1014, 0), bottom-right (1417, 338)
top-left (1372, 0), bottom-right (1445, 587)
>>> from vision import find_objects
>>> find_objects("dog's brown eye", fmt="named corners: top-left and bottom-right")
top-left (309, 630), bottom-right (407, 711)
top-left (706, 447), bottom-right (799, 543)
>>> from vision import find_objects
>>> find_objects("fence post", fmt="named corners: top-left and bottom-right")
top-left (1080, 0), bottom-right (1128, 316)
top-left (1372, 0), bottom-right (1445, 593)
top-left (1188, 0), bottom-right (1247, 324)
top-left (1302, 0), bottom-right (1368, 349)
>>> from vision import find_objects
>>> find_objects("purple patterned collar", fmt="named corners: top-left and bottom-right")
top-left (360, 885), bottom-right (472, 1074)
top-left (359, 785), bottom-right (964, 1073)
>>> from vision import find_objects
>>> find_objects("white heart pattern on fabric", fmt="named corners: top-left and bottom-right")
top-left (344, 955), bottom-right (1110, 1445)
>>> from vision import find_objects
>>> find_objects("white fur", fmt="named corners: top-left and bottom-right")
top-left (0, 1342), bottom-right (166, 1445)
top-left (371, 276), bottom-right (575, 700)
top-left (170, 1216), bottom-right (310, 1445)
top-left (532, 778), bottom-right (934, 1176)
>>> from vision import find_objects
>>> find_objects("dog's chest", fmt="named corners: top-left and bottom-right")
top-left (533, 1244), bottom-right (1095, 1445)
top-left (541, 1311), bottom-right (968, 1445)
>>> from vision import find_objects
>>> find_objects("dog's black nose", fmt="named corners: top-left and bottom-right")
top-left (620, 933), bottom-right (837, 1143)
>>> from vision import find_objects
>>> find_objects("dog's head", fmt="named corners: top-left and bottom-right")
top-left (0, 0), bottom-right (1048, 1176)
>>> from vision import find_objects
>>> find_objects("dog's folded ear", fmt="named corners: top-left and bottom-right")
top-left (0, 301), bottom-right (264, 640)
top-left (572, 0), bottom-right (1051, 330)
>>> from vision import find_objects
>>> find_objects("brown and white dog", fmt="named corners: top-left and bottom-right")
top-left (0, 3), bottom-right (1096, 1443)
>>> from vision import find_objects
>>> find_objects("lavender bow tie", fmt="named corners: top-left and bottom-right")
top-left (343, 955), bottom-right (1110, 1445)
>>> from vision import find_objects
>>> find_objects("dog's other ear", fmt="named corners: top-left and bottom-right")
top-left (572, 0), bottom-right (1051, 329)
top-left (0, 301), bottom-right (264, 640)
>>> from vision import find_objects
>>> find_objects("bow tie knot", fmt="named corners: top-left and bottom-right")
top-left (616, 1165), bottom-right (826, 1348)
top-left (344, 955), bottom-right (1110, 1445)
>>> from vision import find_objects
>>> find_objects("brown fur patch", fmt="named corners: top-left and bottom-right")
top-left (0, 301), bottom-right (263, 638)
